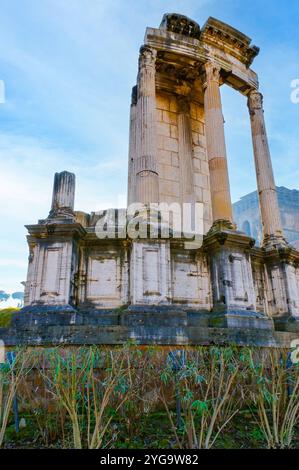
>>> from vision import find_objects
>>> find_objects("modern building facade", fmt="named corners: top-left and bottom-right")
top-left (234, 187), bottom-right (299, 249)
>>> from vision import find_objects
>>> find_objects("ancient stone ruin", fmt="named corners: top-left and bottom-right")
top-left (7, 14), bottom-right (299, 347)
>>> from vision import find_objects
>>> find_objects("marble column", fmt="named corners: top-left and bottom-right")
top-left (135, 46), bottom-right (159, 205)
top-left (49, 171), bottom-right (75, 219)
top-left (203, 61), bottom-right (233, 224)
top-left (247, 90), bottom-right (285, 246)
top-left (177, 95), bottom-right (195, 205)
top-left (127, 85), bottom-right (138, 206)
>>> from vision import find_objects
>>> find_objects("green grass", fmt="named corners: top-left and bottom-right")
top-left (0, 307), bottom-right (19, 328)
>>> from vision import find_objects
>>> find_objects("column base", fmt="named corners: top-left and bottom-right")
top-left (207, 219), bottom-right (237, 235)
top-left (13, 304), bottom-right (78, 328)
top-left (273, 316), bottom-right (299, 333)
top-left (262, 233), bottom-right (288, 251)
top-left (209, 309), bottom-right (274, 330)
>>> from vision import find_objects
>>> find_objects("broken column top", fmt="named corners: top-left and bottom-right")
top-left (47, 170), bottom-right (76, 223)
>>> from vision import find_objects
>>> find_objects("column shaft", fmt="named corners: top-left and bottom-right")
top-left (135, 46), bottom-right (159, 205)
top-left (50, 171), bottom-right (75, 218)
top-left (177, 96), bottom-right (195, 205)
top-left (203, 62), bottom-right (233, 223)
top-left (248, 90), bottom-right (284, 244)
top-left (127, 86), bottom-right (137, 206)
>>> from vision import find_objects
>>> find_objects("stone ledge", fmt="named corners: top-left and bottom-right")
top-left (4, 307), bottom-right (298, 347)
top-left (209, 309), bottom-right (274, 330)
top-left (1, 323), bottom-right (298, 348)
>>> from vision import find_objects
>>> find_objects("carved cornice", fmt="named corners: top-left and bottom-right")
top-left (160, 13), bottom-right (201, 39)
top-left (201, 17), bottom-right (259, 67)
top-left (25, 223), bottom-right (86, 240)
top-left (203, 222), bottom-right (256, 252)
top-left (145, 26), bottom-right (259, 93)
top-left (156, 57), bottom-right (200, 81)
top-left (155, 56), bottom-right (200, 95)
top-left (263, 244), bottom-right (299, 266)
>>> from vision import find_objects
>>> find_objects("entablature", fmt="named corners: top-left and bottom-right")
top-left (144, 14), bottom-right (259, 95)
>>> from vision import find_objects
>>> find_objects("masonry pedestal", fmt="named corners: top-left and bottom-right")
top-left (24, 223), bottom-right (86, 312)
top-left (23, 172), bottom-right (86, 312)
top-left (264, 246), bottom-right (299, 332)
top-left (205, 221), bottom-right (274, 330)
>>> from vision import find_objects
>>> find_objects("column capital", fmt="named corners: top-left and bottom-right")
top-left (247, 89), bottom-right (263, 112)
top-left (177, 94), bottom-right (190, 114)
top-left (201, 61), bottom-right (221, 88)
top-left (139, 46), bottom-right (157, 69)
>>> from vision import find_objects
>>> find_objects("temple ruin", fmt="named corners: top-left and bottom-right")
top-left (6, 14), bottom-right (299, 346)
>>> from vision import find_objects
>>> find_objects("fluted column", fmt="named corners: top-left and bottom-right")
top-left (49, 171), bottom-right (75, 219)
top-left (135, 46), bottom-right (159, 205)
top-left (203, 61), bottom-right (233, 224)
top-left (177, 96), bottom-right (195, 205)
top-left (127, 86), bottom-right (137, 206)
top-left (247, 90), bottom-right (285, 246)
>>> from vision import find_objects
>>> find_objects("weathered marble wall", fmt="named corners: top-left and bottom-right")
top-left (25, 240), bottom-right (76, 307)
top-left (155, 92), bottom-right (212, 234)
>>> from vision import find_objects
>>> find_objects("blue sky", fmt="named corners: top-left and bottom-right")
top-left (0, 0), bottom-right (298, 293)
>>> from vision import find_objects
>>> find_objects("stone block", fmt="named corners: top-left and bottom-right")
top-left (169, 97), bottom-right (178, 112)
top-left (194, 173), bottom-right (209, 190)
top-left (191, 119), bottom-right (204, 135)
top-left (170, 124), bottom-right (178, 138)
top-left (158, 149), bottom-right (172, 165)
top-left (162, 110), bottom-right (177, 125)
top-left (163, 136), bottom-right (179, 152)
top-left (157, 122), bottom-right (171, 137)
top-left (171, 153), bottom-right (179, 167)
top-left (156, 94), bottom-right (170, 111)
top-left (192, 157), bottom-right (201, 171)
top-left (203, 189), bottom-right (212, 203)
top-left (160, 164), bottom-right (180, 182)
top-left (160, 180), bottom-right (180, 196)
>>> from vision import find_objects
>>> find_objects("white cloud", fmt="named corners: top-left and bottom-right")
top-left (0, 259), bottom-right (27, 268)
